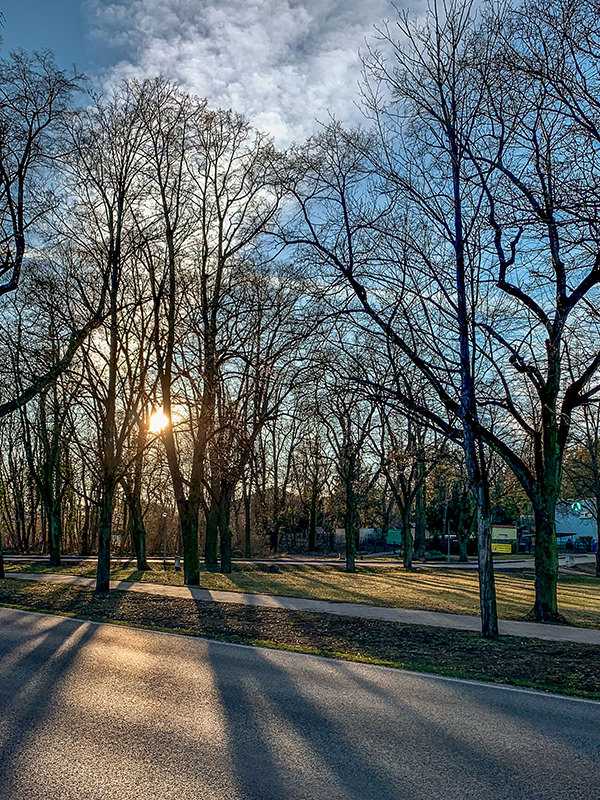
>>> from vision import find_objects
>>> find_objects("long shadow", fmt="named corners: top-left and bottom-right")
top-left (320, 656), bottom-right (600, 798)
top-left (1, 578), bottom-right (130, 622)
top-left (231, 567), bottom-right (406, 609)
top-left (189, 589), bottom-right (600, 800)
top-left (202, 603), bottom-right (409, 800)
top-left (0, 609), bottom-right (98, 796)
top-left (232, 565), bottom-right (487, 613)
top-left (459, 663), bottom-right (600, 757)
top-left (208, 624), bottom-right (589, 800)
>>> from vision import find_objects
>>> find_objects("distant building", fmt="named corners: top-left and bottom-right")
top-left (334, 528), bottom-right (379, 546)
top-left (491, 525), bottom-right (517, 554)
top-left (385, 529), bottom-right (404, 546)
top-left (556, 501), bottom-right (596, 551)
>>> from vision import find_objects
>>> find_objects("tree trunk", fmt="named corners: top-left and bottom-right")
top-left (96, 480), bottom-right (114, 592)
top-left (308, 482), bottom-right (318, 551)
top-left (345, 522), bottom-right (356, 573)
top-left (414, 460), bottom-right (426, 560)
top-left (179, 500), bottom-right (200, 585)
top-left (80, 499), bottom-right (90, 557)
top-left (48, 506), bottom-right (62, 567)
top-left (219, 487), bottom-right (234, 574)
top-left (532, 498), bottom-right (559, 620)
top-left (243, 483), bottom-right (252, 559)
top-left (596, 495), bottom-right (600, 578)
top-left (269, 524), bottom-right (279, 553)
top-left (402, 512), bottom-right (413, 569)
top-left (205, 502), bottom-right (219, 570)
top-left (89, 503), bottom-right (99, 557)
top-left (38, 502), bottom-right (45, 554)
top-left (126, 492), bottom-right (150, 571)
top-left (457, 511), bottom-right (470, 563)
top-left (344, 484), bottom-right (358, 574)
top-left (0, 526), bottom-right (4, 579)
top-left (473, 480), bottom-right (497, 638)
top-left (448, 105), bottom-right (499, 638)
top-left (380, 497), bottom-right (393, 543)
top-left (15, 501), bottom-right (25, 554)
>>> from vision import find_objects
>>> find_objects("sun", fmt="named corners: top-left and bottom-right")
top-left (149, 408), bottom-right (169, 434)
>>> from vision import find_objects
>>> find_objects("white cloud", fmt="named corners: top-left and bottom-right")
top-left (87, 0), bottom-right (407, 144)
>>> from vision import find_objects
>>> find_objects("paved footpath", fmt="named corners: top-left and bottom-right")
top-left (4, 553), bottom-right (596, 569)
top-left (5, 571), bottom-right (600, 645)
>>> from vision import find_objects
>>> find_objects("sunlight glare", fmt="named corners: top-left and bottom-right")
top-left (149, 408), bottom-right (169, 434)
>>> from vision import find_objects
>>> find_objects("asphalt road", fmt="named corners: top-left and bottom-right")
top-left (0, 608), bottom-right (598, 800)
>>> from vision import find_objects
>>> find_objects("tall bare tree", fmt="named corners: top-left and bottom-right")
top-left (66, 83), bottom-right (148, 591)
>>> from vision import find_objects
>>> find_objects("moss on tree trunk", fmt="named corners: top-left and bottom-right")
top-left (532, 502), bottom-right (559, 621)
top-left (179, 501), bottom-right (200, 586)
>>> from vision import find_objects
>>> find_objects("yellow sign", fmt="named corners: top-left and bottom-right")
top-left (492, 542), bottom-right (512, 554)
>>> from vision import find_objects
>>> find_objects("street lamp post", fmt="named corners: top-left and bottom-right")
top-left (162, 512), bottom-right (168, 571)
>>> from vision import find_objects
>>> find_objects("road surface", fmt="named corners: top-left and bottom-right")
top-left (0, 607), bottom-right (598, 800)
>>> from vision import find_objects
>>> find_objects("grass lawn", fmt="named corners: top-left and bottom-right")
top-left (571, 563), bottom-right (597, 576)
top-left (1, 578), bottom-right (599, 698)
top-left (6, 559), bottom-right (600, 628)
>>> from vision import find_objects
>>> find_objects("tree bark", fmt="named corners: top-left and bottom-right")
top-left (414, 472), bottom-right (426, 560)
top-left (596, 495), bottom-right (600, 578)
top-left (451, 112), bottom-right (499, 637)
top-left (402, 511), bottom-right (413, 569)
top-left (48, 506), bottom-right (62, 567)
top-left (205, 501), bottom-right (220, 571)
top-left (532, 499), bottom-right (559, 620)
top-left (472, 478), bottom-right (497, 637)
top-left (344, 478), bottom-right (358, 573)
top-left (96, 480), bottom-right (114, 592)
top-left (458, 531), bottom-right (469, 563)
top-left (126, 492), bottom-right (150, 571)
top-left (179, 500), bottom-right (200, 586)
top-left (308, 480), bottom-right (318, 551)
top-left (218, 486), bottom-right (234, 574)
top-left (243, 480), bottom-right (252, 559)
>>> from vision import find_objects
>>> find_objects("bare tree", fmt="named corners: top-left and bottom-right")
top-left (66, 83), bottom-right (149, 591)
top-left (139, 79), bottom-right (285, 581)
top-left (374, 406), bottom-right (446, 569)
top-left (0, 51), bottom-right (104, 418)
top-left (564, 404), bottom-right (600, 576)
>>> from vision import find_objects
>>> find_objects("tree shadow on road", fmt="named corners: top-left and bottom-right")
top-left (0, 609), bottom-right (98, 796)
top-left (201, 603), bottom-right (404, 800)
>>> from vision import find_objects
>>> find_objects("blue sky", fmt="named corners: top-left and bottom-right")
top-left (1, 0), bottom-right (413, 144)
top-left (2, 2), bottom-right (100, 72)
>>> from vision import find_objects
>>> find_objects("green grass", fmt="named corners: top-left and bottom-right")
top-left (571, 563), bottom-right (597, 576)
top-left (6, 558), bottom-right (600, 628)
top-left (1, 578), bottom-right (599, 698)
top-left (377, 552), bottom-right (534, 562)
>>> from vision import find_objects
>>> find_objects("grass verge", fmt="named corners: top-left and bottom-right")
top-left (1, 577), bottom-right (599, 699)
top-left (6, 559), bottom-right (600, 628)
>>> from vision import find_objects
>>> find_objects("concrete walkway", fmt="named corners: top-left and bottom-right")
top-left (3, 553), bottom-right (596, 570)
top-left (4, 570), bottom-right (600, 645)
